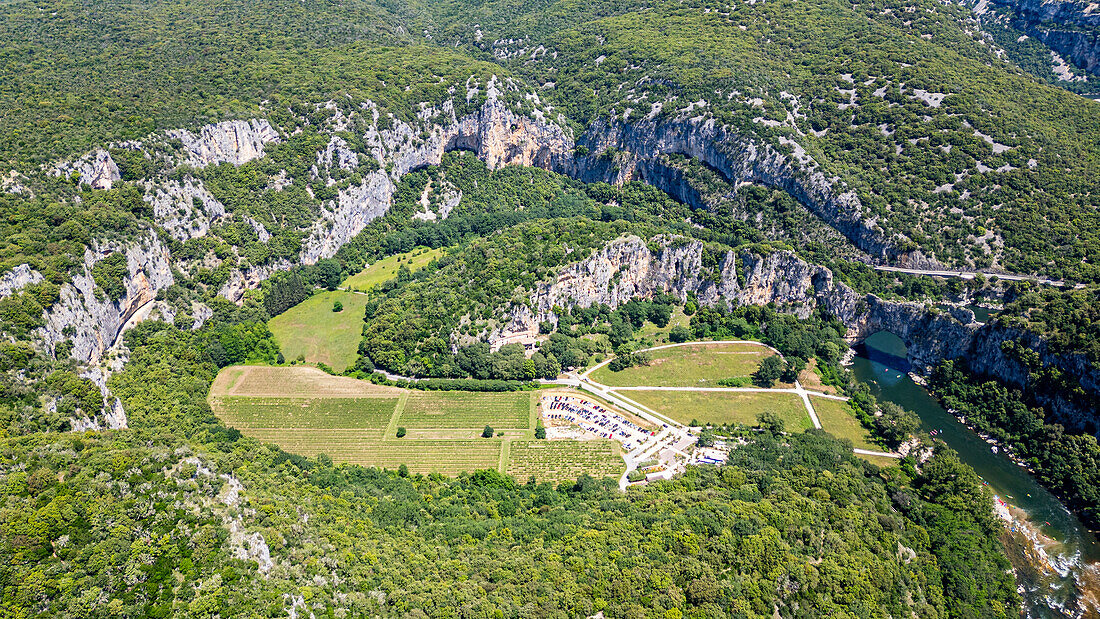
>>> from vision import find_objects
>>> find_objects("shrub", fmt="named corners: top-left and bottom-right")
top-left (482, 425), bottom-right (494, 438)
top-left (396, 427), bottom-right (407, 438)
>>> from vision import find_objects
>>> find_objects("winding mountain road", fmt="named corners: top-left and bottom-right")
top-left (873, 265), bottom-right (1083, 289)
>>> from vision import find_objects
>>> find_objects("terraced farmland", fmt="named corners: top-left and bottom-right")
top-left (400, 391), bottom-right (532, 429)
top-left (213, 396), bottom-right (398, 429)
top-left (507, 440), bottom-right (623, 483)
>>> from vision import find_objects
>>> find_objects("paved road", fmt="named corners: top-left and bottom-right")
top-left (873, 265), bottom-right (1083, 289)
top-left (610, 385), bottom-right (848, 400)
top-left (853, 448), bottom-right (901, 459)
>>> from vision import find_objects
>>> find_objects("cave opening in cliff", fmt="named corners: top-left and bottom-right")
top-left (855, 331), bottom-right (911, 373)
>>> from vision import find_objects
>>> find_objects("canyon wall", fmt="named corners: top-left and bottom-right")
top-left (499, 236), bottom-right (1100, 431)
top-left (981, 0), bottom-right (1100, 75)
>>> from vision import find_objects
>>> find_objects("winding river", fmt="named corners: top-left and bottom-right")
top-left (852, 330), bottom-right (1100, 617)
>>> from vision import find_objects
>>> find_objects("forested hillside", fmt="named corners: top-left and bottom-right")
top-left (3, 0), bottom-right (1100, 614)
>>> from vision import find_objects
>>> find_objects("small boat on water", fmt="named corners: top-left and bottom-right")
top-left (991, 445), bottom-right (999, 454)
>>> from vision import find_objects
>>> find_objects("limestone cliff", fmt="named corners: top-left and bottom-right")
top-left (562, 117), bottom-right (934, 268)
top-left (499, 235), bottom-right (1099, 430)
top-left (300, 93), bottom-right (573, 263)
top-left (0, 264), bottom-right (44, 299)
top-left (144, 176), bottom-right (227, 241)
top-left (39, 233), bottom-right (174, 364)
top-left (51, 149), bottom-right (122, 190)
top-left (168, 119), bottom-right (280, 168)
top-left (978, 0), bottom-right (1100, 74)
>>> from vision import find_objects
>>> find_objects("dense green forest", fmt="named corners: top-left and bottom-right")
top-left (5, 0), bottom-right (1100, 613)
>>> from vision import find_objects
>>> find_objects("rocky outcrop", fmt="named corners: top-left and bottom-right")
top-left (503, 235), bottom-right (1099, 429)
top-left (51, 149), bottom-right (121, 190)
top-left (0, 264), bottom-right (44, 299)
top-left (562, 117), bottom-right (934, 268)
top-left (300, 93), bottom-right (573, 263)
top-left (145, 176), bottom-right (227, 241)
top-left (39, 234), bottom-right (174, 364)
top-left (169, 119), bottom-right (280, 168)
top-left (980, 0), bottom-right (1100, 74)
top-left (218, 260), bottom-right (292, 302)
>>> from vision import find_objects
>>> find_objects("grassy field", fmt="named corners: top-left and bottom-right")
top-left (399, 391), bottom-right (532, 429)
top-left (858, 454), bottom-right (901, 467)
top-left (591, 342), bottom-right (776, 388)
top-left (507, 440), bottom-right (623, 483)
top-left (622, 390), bottom-right (812, 430)
top-left (342, 246), bottom-right (444, 291)
top-left (267, 290), bottom-right (369, 372)
top-left (798, 358), bottom-right (839, 395)
top-left (812, 397), bottom-right (881, 451)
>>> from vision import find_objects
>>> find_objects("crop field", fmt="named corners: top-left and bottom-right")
top-left (622, 390), bottom-right (812, 430)
top-left (399, 391), bottom-right (532, 429)
top-left (342, 246), bottom-right (445, 291)
top-left (211, 368), bottom-right (634, 479)
top-left (267, 290), bottom-right (370, 372)
top-left (506, 440), bottom-right (623, 483)
top-left (213, 396), bottom-right (398, 430)
top-left (811, 397), bottom-right (881, 451)
top-left (242, 436), bottom-right (502, 474)
top-left (210, 366), bottom-right (403, 398)
top-left (591, 342), bottom-right (777, 388)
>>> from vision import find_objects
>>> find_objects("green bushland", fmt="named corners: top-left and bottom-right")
top-left (591, 342), bottom-right (774, 387)
top-left (624, 390), bottom-right (811, 430)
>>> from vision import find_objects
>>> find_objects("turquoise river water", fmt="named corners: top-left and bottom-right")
top-left (853, 331), bottom-right (1100, 617)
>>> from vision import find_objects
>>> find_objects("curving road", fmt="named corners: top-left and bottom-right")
top-left (873, 265), bottom-right (1084, 289)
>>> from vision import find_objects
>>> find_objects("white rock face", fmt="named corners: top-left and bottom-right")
top-left (218, 260), bottom-right (292, 302)
top-left (169, 119), bottom-right (280, 168)
top-left (316, 136), bottom-right (359, 172)
top-left (39, 234), bottom-right (175, 364)
top-left (301, 171), bottom-right (394, 263)
top-left (144, 176), bottom-right (227, 241)
top-left (51, 149), bottom-right (122, 190)
top-left (300, 94), bottom-right (573, 263)
top-left (240, 214), bottom-right (272, 243)
top-left (0, 264), bottom-right (44, 299)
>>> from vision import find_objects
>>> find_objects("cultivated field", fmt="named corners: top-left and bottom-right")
top-left (811, 397), bottom-right (881, 451)
top-left (210, 367), bottom-right (619, 479)
top-left (506, 440), bottom-right (623, 483)
top-left (622, 390), bottom-right (812, 430)
top-left (591, 342), bottom-right (776, 388)
top-left (342, 246), bottom-right (444, 291)
top-left (259, 438), bottom-right (503, 475)
top-left (267, 290), bottom-right (369, 372)
top-left (399, 391), bottom-right (533, 429)
top-left (210, 365), bottom-right (403, 398)
top-left (214, 396), bottom-right (398, 430)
